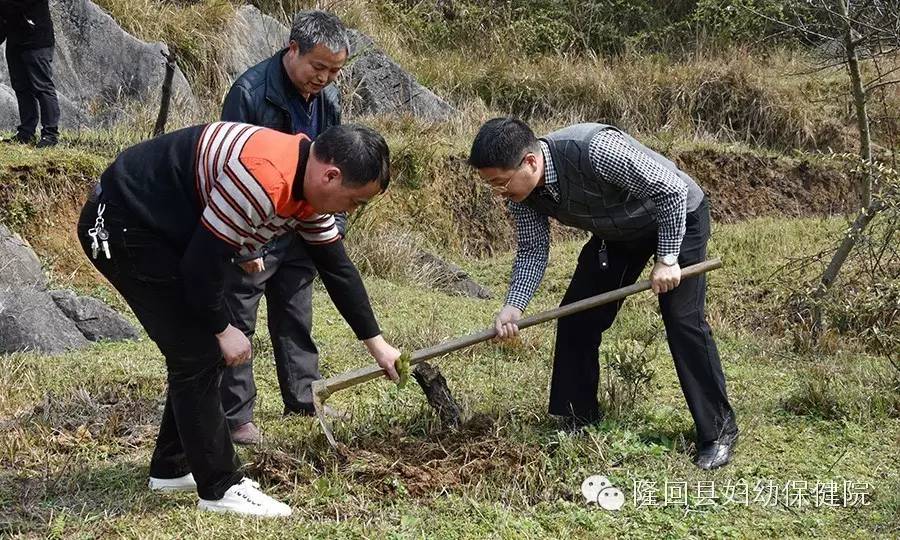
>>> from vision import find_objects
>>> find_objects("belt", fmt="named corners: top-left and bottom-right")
top-left (88, 183), bottom-right (102, 203)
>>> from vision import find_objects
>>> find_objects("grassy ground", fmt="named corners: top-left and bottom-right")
top-left (1, 217), bottom-right (897, 539)
top-left (2, 3), bottom-right (897, 537)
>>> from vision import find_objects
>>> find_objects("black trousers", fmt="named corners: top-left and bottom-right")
top-left (549, 198), bottom-right (736, 443)
top-left (77, 194), bottom-right (242, 500)
top-left (5, 45), bottom-right (60, 140)
top-left (221, 234), bottom-right (320, 428)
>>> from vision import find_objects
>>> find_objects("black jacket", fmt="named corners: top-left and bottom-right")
top-left (221, 49), bottom-right (347, 241)
top-left (222, 49), bottom-right (341, 134)
top-left (0, 0), bottom-right (54, 49)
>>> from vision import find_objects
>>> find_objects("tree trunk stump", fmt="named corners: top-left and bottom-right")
top-left (412, 361), bottom-right (462, 428)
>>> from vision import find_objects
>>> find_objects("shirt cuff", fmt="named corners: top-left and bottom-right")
top-left (504, 290), bottom-right (531, 312)
top-left (656, 236), bottom-right (682, 258)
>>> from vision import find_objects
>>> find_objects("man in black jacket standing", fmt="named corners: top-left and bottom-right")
top-left (0, 0), bottom-right (60, 147)
top-left (219, 10), bottom-right (349, 444)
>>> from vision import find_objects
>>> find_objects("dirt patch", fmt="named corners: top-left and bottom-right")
top-left (343, 414), bottom-right (544, 497)
top-left (244, 414), bottom-right (551, 500)
top-left (243, 447), bottom-right (323, 488)
top-left (676, 149), bottom-right (854, 222)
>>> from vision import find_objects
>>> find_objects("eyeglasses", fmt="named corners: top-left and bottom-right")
top-left (487, 155), bottom-right (527, 194)
top-left (488, 175), bottom-right (514, 194)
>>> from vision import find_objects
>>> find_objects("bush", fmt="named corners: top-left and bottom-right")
top-left (781, 365), bottom-right (845, 420)
top-left (779, 157), bottom-right (900, 356)
top-left (376, 0), bottom-right (797, 58)
top-left (691, 0), bottom-right (789, 44)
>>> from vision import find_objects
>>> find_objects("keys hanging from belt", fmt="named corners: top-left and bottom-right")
top-left (87, 203), bottom-right (111, 260)
top-left (597, 240), bottom-right (609, 270)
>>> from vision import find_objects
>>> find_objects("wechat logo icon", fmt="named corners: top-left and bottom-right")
top-left (581, 474), bottom-right (626, 511)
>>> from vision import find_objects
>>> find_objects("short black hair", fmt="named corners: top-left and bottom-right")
top-left (468, 117), bottom-right (540, 170)
top-left (313, 124), bottom-right (391, 191)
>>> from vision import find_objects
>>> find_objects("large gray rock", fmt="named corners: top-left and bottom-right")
top-left (0, 0), bottom-right (196, 131)
top-left (0, 225), bottom-right (48, 291)
top-left (416, 250), bottom-right (493, 299)
top-left (343, 31), bottom-right (455, 121)
top-left (222, 5), bottom-right (288, 80)
top-left (0, 81), bottom-right (84, 129)
top-left (50, 289), bottom-right (139, 342)
top-left (0, 85), bottom-right (18, 129)
top-left (0, 288), bottom-right (89, 354)
top-left (0, 226), bottom-right (138, 354)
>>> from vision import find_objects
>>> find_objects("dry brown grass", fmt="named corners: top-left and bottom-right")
top-left (398, 47), bottom-right (865, 153)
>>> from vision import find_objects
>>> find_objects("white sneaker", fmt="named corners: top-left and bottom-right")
top-left (197, 478), bottom-right (292, 518)
top-left (149, 472), bottom-right (196, 492)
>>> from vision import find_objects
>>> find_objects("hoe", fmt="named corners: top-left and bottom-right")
top-left (312, 258), bottom-right (722, 448)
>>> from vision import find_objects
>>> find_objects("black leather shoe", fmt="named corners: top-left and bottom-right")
top-left (695, 432), bottom-right (738, 470)
top-left (1, 133), bottom-right (34, 145)
top-left (36, 136), bottom-right (58, 148)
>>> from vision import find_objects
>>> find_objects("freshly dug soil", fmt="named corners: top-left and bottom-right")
top-left (675, 149), bottom-right (854, 223)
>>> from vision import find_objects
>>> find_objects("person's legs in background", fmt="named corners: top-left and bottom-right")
top-left (21, 46), bottom-right (60, 147)
top-left (4, 45), bottom-right (39, 144)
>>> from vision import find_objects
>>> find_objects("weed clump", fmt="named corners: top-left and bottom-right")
top-left (599, 333), bottom-right (660, 420)
top-left (782, 363), bottom-right (900, 421)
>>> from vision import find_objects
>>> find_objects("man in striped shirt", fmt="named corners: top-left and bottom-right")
top-left (77, 121), bottom-right (400, 516)
top-left (469, 118), bottom-right (737, 470)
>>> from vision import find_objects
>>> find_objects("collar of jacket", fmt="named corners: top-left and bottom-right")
top-left (292, 138), bottom-right (312, 201)
top-left (264, 49), bottom-right (292, 113)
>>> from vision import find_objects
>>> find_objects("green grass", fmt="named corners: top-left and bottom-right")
top-left (1, 2), bottom-right (896, 536)
top-left (1, 217), bottom-right (898, 538)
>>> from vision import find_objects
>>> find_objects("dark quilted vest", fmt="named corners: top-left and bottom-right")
top-left (522, 123), bottom-right (704, 241)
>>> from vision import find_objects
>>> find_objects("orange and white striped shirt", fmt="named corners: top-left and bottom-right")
top-left (98, 121), bottom-right (380, 339)
top-left (195, 122), bottom-right (339, 256)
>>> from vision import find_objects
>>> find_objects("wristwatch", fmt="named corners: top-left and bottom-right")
top-left (660, 253), bottom-right (679, 266)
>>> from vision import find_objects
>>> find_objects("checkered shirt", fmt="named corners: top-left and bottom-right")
top-left (504, 132), bottom-right (688, 311)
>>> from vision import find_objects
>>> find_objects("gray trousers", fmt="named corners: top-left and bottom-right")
top-left (221, 233), bottom-right (320, 429)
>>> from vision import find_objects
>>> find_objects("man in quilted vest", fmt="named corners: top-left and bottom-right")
top-left (469, 117), bottom-right (738, 470)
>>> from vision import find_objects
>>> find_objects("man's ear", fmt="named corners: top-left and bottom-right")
top-left (323, 165), bottom-right (342, 185)
top-left (524, 152), bottom-right (540, 173)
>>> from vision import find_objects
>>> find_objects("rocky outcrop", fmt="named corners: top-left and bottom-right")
top-left (0, 0), bottom-right (195, 130)
top-left (1, 2), bottom-right (454, 129)
top-left (415, 250), bottom-right (493, 299)
top-left (221, 5), bottom-right (288, 80)
top-left (343, 30), bottom-right (455, 121)
top-left (50, 290), bottom-right (140, 342)
top-left (0, 225), bottom-right (137, 355)
top-left (0, 224), bottom-right (48, 291)
top-left (0, 288), bottom-right (89, 354)
top-left (350, 231), bottom-right (492, 299)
